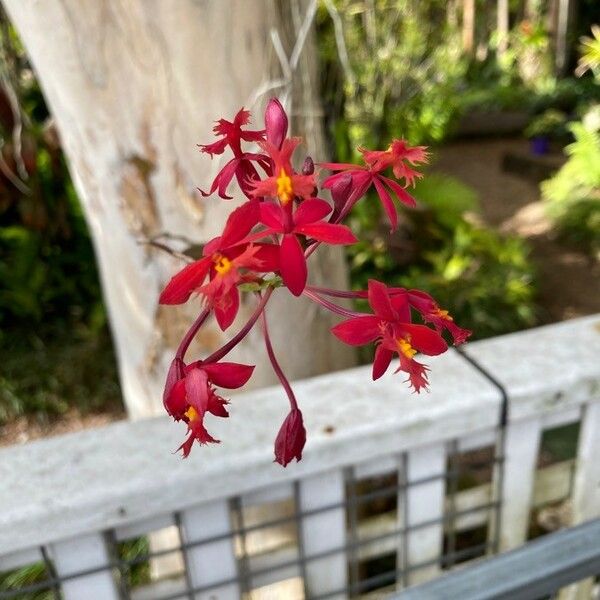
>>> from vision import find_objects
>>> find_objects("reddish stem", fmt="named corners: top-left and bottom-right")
top-left (204, 287), bottom-right (273, 363)
top-left (306, 285), bottom-right (366, 299)
top-left (261, 307), bottom-right (298, 410)
top-left (302, 289), bottom-right (364, 319)
top-left (175, 308), bottom-right (210, 360)
top-left (307, 285), bottom-right (405, 299)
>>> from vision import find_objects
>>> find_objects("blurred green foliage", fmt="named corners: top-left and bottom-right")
top-left (0, 535), bottom-right (150, 599)
top-left (0, 11), bottom-right (121, 424)
top-left (0, 17), bottom-right (104, 328)
top-left (541, 112), bottom-right (600, 258)
top-left (540, 30), bottom-right (600, 259)
top-left (318, 0), bottom-right (468, 156)
top-left (524, 109), bottom-right (569, 140)
top-left (347, 175), bottom-right (537, 339)
top-left (0, 323), bottom-right (121, 425)
top-left (118, 536), bottom-right (151, 589)
top-left (318, 1), bottom-right (540, 338)
top-left (0, 561), bottom-right (52, 600)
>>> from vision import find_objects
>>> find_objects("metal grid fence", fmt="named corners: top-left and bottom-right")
top-left (0, 444), bottom-right (505, 599)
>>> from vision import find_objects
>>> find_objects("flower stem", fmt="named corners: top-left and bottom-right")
top-left (176, 308), bottom-right (210, 360)
top-left (261, 307), bottom-right (298, 410)
top-left (204, 287), bottom-right (273, 363)
top-left (306, 285), bottom-right (367, 299)
top-left (302, 289), bottom-right (364, 318)
top-left (307, 284), bottom-right (405, 299)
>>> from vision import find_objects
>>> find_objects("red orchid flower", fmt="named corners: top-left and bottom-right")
top-left (163, 358), bottom-right (254, 457)
top-left (199, 108), bottom-right (269, 200)
top-left (320, 138), bottom-right (427, 231)
top-left (331, 279), bottom-right (447, 392)
top-left (360, 140), bottom-right (428, 186)
top-left (313, 284), bottom-right (470, 347)
top-left (199, 108), bottom-right (264, 157)
top-left (251, 138), bottom-right (316, 205)
top-left (159, 201), bottom-right (279, 329)
top-left (197, 244), bottom-right (271, 330)
top-left (259, 198), bottom-right (357, 296)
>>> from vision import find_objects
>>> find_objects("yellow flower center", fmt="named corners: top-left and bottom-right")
top-left (213, 254), bottom-right (232, 276)
top-left (185, 405), bottom-right (199, 421)
top-left (433, 308), bottom-right (453, 321)
top-left (276, 168), bottom-right (293, 205)
top-left (397, 337), bottom-right (417, 359)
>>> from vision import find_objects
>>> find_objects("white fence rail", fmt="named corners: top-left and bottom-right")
top-left (1, 315), bottom-right (599, 598)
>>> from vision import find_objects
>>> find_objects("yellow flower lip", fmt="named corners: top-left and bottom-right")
top-left (185, 405), bottom-right (199, 421)
top-left (397, 337), bottom-right (416, 359)
top-left (213, 254), bottom-right (232, 276)
top-left (276, 168), bottom-right (293, 205)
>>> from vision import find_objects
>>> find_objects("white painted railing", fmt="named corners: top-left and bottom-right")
top-left (0, 315), bottom-right (599, 599)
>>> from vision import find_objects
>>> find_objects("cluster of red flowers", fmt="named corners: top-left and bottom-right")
top-left (160, 99), bottom-right (471, 466)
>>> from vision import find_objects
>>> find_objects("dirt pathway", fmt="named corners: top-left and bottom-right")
top-left (431, 138), bottom-right (600, 324)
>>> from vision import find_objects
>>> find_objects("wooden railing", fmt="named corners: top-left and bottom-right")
top-left (0, 315), bottom-right (599, 599)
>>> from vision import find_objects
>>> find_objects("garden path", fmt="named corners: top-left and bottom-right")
top-left (432, 137), bottom-right (600, 324)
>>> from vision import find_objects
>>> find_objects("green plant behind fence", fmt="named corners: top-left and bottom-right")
top-left (318, 1), bottom-right (539, 338)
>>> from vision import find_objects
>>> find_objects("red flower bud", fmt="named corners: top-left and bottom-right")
top-left (330, 173), bottom-right (353, 217)
top-left (302, 156), bottom-right (315, 175)
top-left (265, 98), bottom-right (288, 150)
top-left (274, 408), bottom-right (306, 467)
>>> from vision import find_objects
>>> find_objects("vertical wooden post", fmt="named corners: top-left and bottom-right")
top-left (179, 500), bottom-right (239, 600)
top-left (405, 443), bottom-right (447, 585)
top-left (51, 533), bottom-right (120, 600)
top-left (298, 469), bottom-right (347, 599)
top-left (558, 401), bottom-right (600, 600)
top-left (498, 418), bottom-right (542, 551)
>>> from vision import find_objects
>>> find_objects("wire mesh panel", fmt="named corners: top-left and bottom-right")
top-left (0, 421), bottom-right (598, 599)
top-left (3, 421), bottom-right (599, 599)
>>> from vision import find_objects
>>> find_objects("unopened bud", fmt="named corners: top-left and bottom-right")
top-left (302, 156), bottom-right (315, 175)
top-left (265, 98), bottom-right (288, 149)
top-left (274, 408), bottom-right (306, 467)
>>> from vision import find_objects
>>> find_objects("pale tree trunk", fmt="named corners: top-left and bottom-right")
top-left (3, 0), bottom-right (355, 420)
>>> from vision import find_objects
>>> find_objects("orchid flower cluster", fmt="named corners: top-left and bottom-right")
top-left (160, 99), bottom-right (471, 466)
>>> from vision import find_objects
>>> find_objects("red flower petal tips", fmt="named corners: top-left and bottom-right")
top-left (159, 98), bottom-right (471, 460)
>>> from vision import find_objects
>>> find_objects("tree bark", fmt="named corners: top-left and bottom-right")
top-left (3, 0), bottom-right (355, 419)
